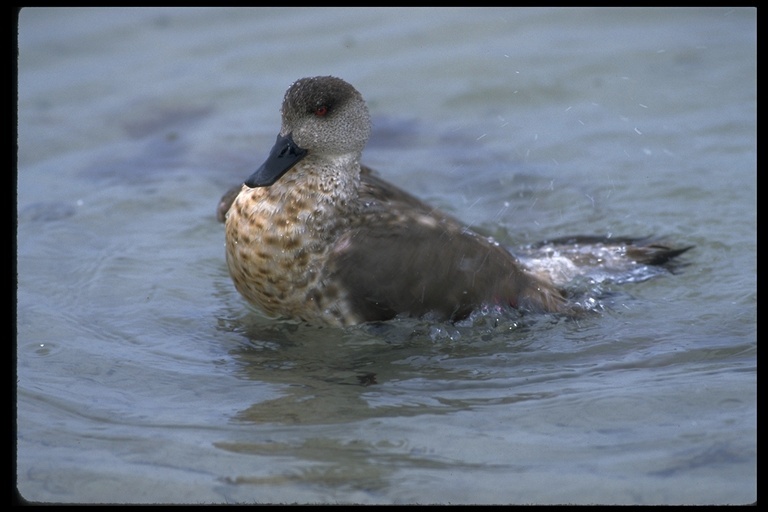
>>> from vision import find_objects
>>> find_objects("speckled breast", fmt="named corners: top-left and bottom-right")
top-left (224, 184), bottom-right (355, 325)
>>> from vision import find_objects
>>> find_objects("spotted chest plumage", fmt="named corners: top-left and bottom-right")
top-left (224, 170), bottom-right (363, 325)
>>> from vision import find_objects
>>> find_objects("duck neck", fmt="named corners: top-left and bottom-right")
top-left (268, 154), bottom-right (362, 236)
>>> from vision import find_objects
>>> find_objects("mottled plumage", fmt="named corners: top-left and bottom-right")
top-left (222, 76), bottom-right (690, 326)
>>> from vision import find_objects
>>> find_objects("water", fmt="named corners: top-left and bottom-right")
top-left (16, 7), bottom-right (755, 505)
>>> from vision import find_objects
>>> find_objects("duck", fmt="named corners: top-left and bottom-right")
top-left (219, 76), bottom-right (691, 327)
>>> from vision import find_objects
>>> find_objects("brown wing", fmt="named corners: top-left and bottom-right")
top-left (326, 171), bottom-right (565, 322)
top-left (216, 184), bottom-right (242, 223)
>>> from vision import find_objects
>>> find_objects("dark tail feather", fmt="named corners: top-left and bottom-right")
top-left (530, 235), bottom-right (694, 267)
top-left (625, 243), bottom-right (694, 266)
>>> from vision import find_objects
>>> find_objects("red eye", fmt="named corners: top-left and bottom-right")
top-left (315, 106), bottom-right (328, 117)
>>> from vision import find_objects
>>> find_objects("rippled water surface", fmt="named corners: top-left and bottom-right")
top-left (16, 7), bottom-right (755, 504)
